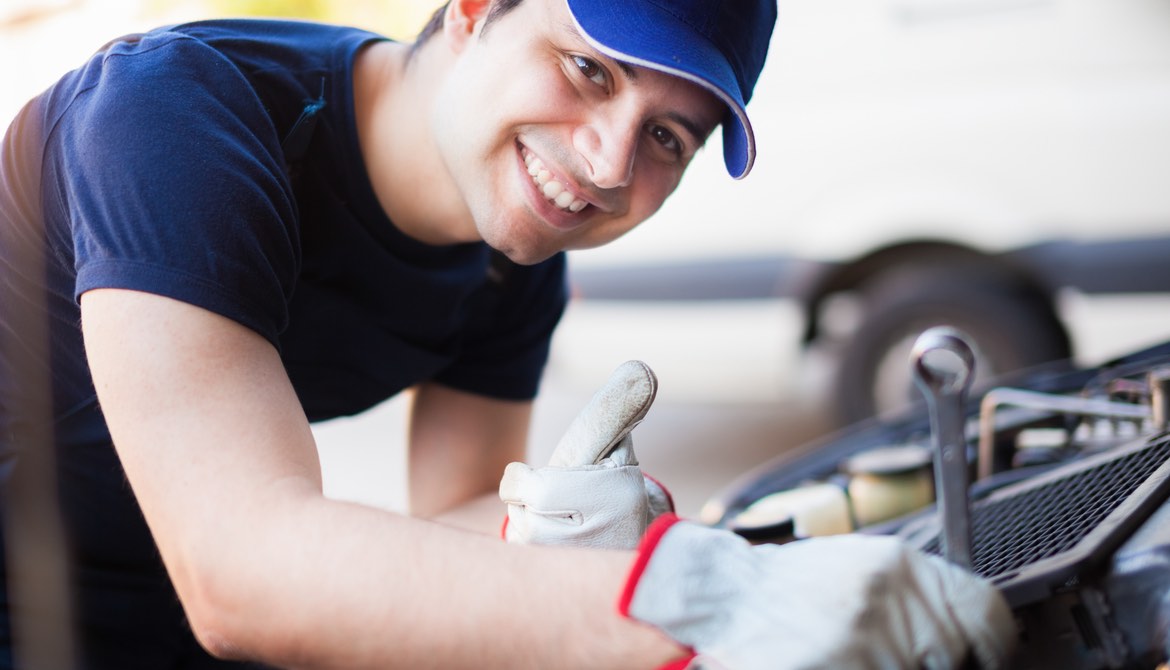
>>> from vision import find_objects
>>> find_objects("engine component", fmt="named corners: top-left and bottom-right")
top-left (704, 339), bottom-right (1170, 668)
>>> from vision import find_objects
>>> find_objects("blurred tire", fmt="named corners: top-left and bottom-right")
top-left (828, 269), bottom-right (1071, 426)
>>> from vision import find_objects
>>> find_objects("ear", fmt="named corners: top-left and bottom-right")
top-left (443, 0), bottom-right (493, 51)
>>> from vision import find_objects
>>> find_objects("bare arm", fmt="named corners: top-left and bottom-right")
top-left (407, 382), bottom-right (530, 531)
top-left (81, 288), bottom-right (683, 669)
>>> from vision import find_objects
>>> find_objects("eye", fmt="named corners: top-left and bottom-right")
top-left (647, 124), bottom-right (683, 158)
top-left (572, 55), bottom-right (607, 88)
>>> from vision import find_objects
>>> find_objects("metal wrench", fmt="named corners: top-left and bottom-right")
top-left (910, 326), bottom-right (977, 569)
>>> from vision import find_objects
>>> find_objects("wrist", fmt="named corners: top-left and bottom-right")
top-left (555, 547), bottom-right (691, 669)
top-left (618, 513), bottom-right (683, 616)
top-left (618, 514), bottom-right (699, 669)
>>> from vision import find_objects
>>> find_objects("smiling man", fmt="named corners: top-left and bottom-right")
top-left (0, 0), bottom-right (1015, 668)
top-left (387, 1), bottom-right (728, 265)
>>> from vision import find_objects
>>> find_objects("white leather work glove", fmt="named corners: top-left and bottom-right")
top-left (621, 515), bottom-right (1017, 670)
top-left (498, 360), bottom-right (673, 549)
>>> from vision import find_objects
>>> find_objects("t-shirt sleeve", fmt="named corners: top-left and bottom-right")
top-left (55, 32), bottom-right (299, 346)
top-left (433, 253), bottom-right (568, 400)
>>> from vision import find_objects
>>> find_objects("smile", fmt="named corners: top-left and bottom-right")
top-left (522, 148), bottom-right (588, 213)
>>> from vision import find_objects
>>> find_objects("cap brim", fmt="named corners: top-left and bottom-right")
top-left (565, 0), bottom-right (756, 179)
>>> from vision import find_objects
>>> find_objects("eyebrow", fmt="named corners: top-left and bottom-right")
top-left (561, 22), bottom-right (714, 146)
top-left (613, 59), bottom-right (638, 81)
top-left (663, 111), bottom-right (712, 147)
top-left (613, 60), bottom-right (714, 147)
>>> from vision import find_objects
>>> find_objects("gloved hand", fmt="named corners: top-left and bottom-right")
top-left (622, 515), bottom-right (1016, 670)
top-left (499, 360), bottom-right (673, 549)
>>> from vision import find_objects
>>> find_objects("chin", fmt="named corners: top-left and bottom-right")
top-left (481, 233), bottom-right (554, 266)
top-left (479, 221), bottom-right (561, 266)
top-left (495, 244), bottom-right (557, 266)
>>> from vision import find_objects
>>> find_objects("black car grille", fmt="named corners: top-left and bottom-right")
top-left (921, 435), bottom-right (1170, 579)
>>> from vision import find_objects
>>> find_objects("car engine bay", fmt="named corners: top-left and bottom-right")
top-left (702, 330), bottom-right (1170, 669)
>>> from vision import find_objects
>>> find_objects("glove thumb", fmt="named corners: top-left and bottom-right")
top-left (548, 360), bottom-right (657, 468)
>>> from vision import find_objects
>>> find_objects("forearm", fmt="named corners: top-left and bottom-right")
top-left (407, 383), bottom-right (531, 519)
top-left (426, 491), bottom-right (507, 535)
top-left (80, 292), bottom-right (679, 667)
top-left (201, 489), bottom-right (683, 669)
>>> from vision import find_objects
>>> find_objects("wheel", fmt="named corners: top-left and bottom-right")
top-left (827, 269), bottom-right (1071, 426)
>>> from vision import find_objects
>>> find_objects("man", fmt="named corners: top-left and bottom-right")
top-left (0, 0), bottom-right (1014, 667)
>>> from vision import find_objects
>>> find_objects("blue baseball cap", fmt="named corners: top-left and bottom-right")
top-left (565, 0), bottom-right (777, 179)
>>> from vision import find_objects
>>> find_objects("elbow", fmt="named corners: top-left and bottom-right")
top-left (167, 540), bottom-right (297, 663)
top-left (165, 515), bottom-right (321, 664)
top-left (177, 567), bottom-right (257, 661)
top-left (191, 623), bottom-right (249, 663)
top-left (182, 568), bottom-right (307, 664)
top-left (178, 555), bottom-right (319, 667)
top-left (159, 487), bottom-right (327, 663)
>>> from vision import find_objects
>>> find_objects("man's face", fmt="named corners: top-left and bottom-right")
top-left (431, 0), bottom-right (725, 265)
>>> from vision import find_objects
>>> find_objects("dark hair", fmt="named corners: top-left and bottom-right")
top-left (410, 0), bottom-right (524, 58)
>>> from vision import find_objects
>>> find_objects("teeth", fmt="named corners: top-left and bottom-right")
top-left (523, 150), bottom-right (587, 213)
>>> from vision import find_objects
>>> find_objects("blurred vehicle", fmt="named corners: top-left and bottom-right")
top-left (701, 331), bottom-right (1170, 669)
top-left (568, 0), bottom-right (1170, 426)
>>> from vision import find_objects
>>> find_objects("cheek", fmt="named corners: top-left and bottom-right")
top-left (631, 168), bottom-right (686, 219)
top-left (431, 51), bottom-right (515, 138)
top-left (580, 181), bottom-right (682, 248)
top-left (583, 172), bottom-right (683, 244)
top-left (430, 75), bottom-right (479, 167)
top-left (480, 52), bottom-right (585, 131)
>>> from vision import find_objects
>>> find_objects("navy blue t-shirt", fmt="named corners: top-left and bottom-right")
top-left (0, 19), bottom-right (567, 668)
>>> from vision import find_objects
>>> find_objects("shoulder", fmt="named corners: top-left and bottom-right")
top-left (71, 20), bottom-right (386, 97)
top-left (159, 19), bottom-right (390, 88)
top-left (51, 29), bottom-right (255, 134)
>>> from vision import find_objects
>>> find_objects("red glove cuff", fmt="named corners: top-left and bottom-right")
top-left (619, 513), bottom-right (696, 670)
top-left (618, 512), bottom-right (681, 616)
top-left (657, 656), bottom-right (697, 670)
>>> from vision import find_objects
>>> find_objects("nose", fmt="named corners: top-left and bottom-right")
top-left (572, 115), bottom-right (638, 190)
